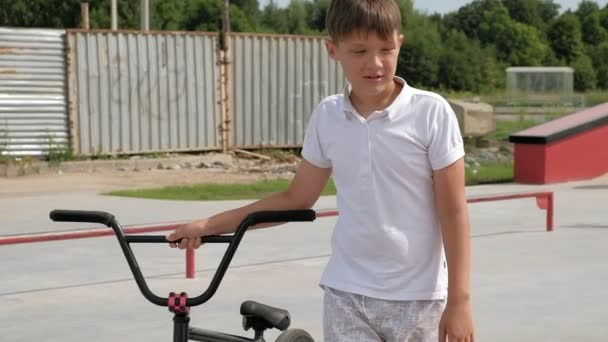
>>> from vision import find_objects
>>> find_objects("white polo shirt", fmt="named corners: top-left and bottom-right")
top-left (302, 77), bottom-right (464, 301)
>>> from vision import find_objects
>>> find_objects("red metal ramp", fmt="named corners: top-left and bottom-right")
top-left (509, 102), bottom-right (608, 184)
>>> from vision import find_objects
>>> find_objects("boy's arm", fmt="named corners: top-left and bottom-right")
top-left (433, 157), bottom-right (471, 302)
top-left (167, 160), bottom-right (331, 248)
top-left (433, 157), bottom-right (474, 341)
top-left (211, 159), bottom-right (332, 233)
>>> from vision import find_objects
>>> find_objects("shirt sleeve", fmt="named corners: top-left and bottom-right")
top-left (428, 100), bottom-right (465, 170)
top-left (301, 105), bottom-right (332, 169)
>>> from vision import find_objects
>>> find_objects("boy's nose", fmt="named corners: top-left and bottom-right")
top-left (368, 55), bottom-right (383, 68)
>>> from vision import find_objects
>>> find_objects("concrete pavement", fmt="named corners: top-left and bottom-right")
top-left (1, 177), bottom-right (607, 341)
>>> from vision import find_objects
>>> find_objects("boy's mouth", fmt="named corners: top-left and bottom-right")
top-left (364, 75), bottom-right (384, 80)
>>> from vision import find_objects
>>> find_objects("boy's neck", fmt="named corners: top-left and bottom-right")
top-left (349, 79), bottom-right (402, 119)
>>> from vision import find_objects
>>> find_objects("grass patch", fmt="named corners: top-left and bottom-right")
top-left (107, 162), bottom-right (515, 201)
top-left (488, 119), bottom-right (539, 141)
top-left (106, 178), bottom-right (337, 201)
top-left (466, 162), bottom-right (514, 185)
top-left (584, 91), bottom-right (608, 107)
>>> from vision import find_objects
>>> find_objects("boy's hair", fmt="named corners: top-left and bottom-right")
top-left (326, 0), bottom-right (402, 42)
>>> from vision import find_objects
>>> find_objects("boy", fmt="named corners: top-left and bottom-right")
top-left (167, 0), bottom-right (474, 341)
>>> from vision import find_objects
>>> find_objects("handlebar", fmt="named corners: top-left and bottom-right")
top-left (49, 209), bottom-right (316, 307)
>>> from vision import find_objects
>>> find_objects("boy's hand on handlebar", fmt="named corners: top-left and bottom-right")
top-left (166, 219), bottom-right (208, 250)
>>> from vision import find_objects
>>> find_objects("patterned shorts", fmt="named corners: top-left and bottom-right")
top-left (322, 286), bottom-right (446, 342)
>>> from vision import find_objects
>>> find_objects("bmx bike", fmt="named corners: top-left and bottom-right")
top-left (50, 209), bottom-right (317, 342)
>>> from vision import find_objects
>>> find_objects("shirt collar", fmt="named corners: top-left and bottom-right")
top-left (342, 76), bottom-right (410, 121)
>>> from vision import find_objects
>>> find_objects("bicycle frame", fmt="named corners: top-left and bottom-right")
top-left (50, 209), bottom-right (316, 342)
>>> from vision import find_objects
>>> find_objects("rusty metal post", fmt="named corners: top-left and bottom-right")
top-left (218, 48), bottom-right (227, 152)
top-left (80, 3), bottom-right (89, 30)
top-left (111, 0), bottom-right (117, 30)
top-left (220, 0), bottom-right (232, 153)
top-left (141, 0), bottom-right (149, 31)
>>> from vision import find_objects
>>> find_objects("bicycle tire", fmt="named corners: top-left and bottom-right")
top-left (275, 328), bottom-right (315, 342)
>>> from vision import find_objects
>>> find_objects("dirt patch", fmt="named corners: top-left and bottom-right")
top-left (0, 152), bottom-right (299, 197)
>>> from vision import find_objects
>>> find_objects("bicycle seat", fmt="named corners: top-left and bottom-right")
top-left (240, 300), bottom-right (291, 331)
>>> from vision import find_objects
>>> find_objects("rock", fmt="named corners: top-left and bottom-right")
top-left (202, 153), bottom-right (234, 168)
top-left (465, 156), bottom-right (478, 165)
top-left (499, 145), bottom-right (513, 155)
top-left (270, 165), bottom-right (297, 174)
top-left (197, 161), bottom-right (212, 168)
top-left (246, 166), bottom-right (264, 173)
top-left (212, 161), bottom-right (229, 169)
top-left (479, 151), bottom-right (496, 161)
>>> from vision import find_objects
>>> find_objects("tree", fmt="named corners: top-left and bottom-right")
top-left (306, 0), bottom-right (330, 33)
top-left (547, 12), bottom-right (584, 63)
top-left (570, 54), bottom-right (597, 91)
top-left (260, 1), bottom-right (289, 33)
top-left (398, 15), bottom-right (442, 88)
top-left (229, 4), bottom-right (256, 32)
top-left (231, 0), bottom-right (261, 29)
top-left (0, 0), bottom-right (81, 28)
top-left (601, 6), bottom-right (608, 30)
top-left (502, 0), bottom-right (543, 29)
top-left (443, 0), bottom-right (502, 40)
top-left (580, 12), bottom-right (608, 45)
top-left (231, 0), bottom-right (259, 15)
top-left (87, 0), bottom-right (142, 29)
top-left (181, 0), bottom-right (221, 31)
top-left (478, 4), bottom-right (548, 66)
top-left (596, 65), bottom-right (608, 89)
top-left (542, 48), bottom-right (561, 66)
top-left (394, 0), bottom-right (415, 28)
top-left (286, 0), bottom-right (309, 34)
top-left (588, 41), bottom-right (608, 88)
top-left (436, 30), bottom-right (492, 92)
top-left (575, 0), bottom-right (600, 20)
top-left (538, 0), bottom-right (561, 23)
top-left (151, 0), bottom-right (186, 30)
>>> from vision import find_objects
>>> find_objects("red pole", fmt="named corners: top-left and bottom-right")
top-left (317, 210), bottom-right (339, 218)
top-left (547, 193), bottom-right (554, 232)
top-left (186, 248), bottom-right (196, 279)
top-left (0, 223), bottom-right (182, 246)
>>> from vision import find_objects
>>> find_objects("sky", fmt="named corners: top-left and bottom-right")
top-left (258, 0), bottom-right (608, 14)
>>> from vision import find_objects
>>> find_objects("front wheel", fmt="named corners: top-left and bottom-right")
top-left (275, 328), bottom-right (314, 342)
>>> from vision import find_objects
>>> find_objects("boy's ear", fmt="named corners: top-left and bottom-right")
top-left (398, 34), bottom-right (404, 46)
top-left (326, 39), bottom-right (339, 61)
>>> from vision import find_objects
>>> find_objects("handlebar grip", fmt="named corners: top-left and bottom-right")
top-left (245, 210), bottom-right (316, 225)
top-left (50, 210), bottom-right (115, 227)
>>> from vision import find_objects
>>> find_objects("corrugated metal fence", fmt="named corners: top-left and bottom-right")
top-left (0, 28), bottom-right (68, 156)
top-left (1, 28), bottom-right (344, 156)
top-left (231, 34), bottom-right (344, 148)
top-left (67, 30), bottom-right (221, 155)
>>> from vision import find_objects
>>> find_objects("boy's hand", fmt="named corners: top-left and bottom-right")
top-left (439, 300), bottom-right (474, 342)
top-left (166, 219), bottom-right (209, 250)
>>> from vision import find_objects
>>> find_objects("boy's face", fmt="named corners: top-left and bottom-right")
top-left (326, 30), bottom-right (403, 98)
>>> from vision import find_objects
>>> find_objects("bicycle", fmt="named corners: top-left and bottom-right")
top-left (50, 209), bottom-right (317, 342)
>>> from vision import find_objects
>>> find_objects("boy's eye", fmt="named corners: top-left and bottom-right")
top-left (352, 50), bottom-right (366, 54)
